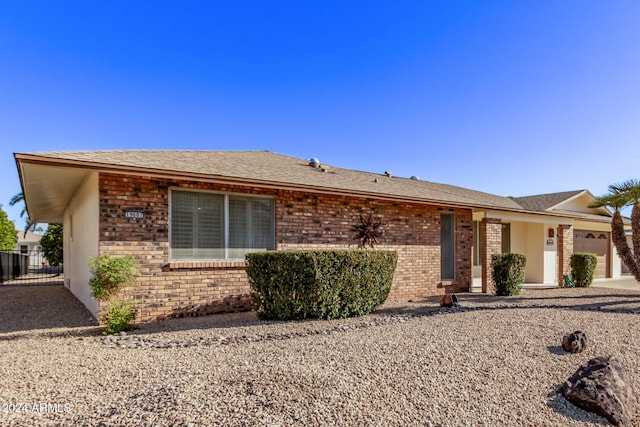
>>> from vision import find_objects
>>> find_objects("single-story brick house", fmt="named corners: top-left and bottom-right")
top-left (14, 150), bottom-right (624, 321)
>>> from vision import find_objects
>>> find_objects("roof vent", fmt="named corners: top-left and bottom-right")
top-left (410, 176), bottom-right (420, 180)
top-left (385, 171), bottom-right (393, 177)
top-left (309, 157), bottom-right (320, 168)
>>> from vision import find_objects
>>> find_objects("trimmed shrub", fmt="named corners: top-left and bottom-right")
top-left (570, 253), bottom-right (598, 287)
top-left (246, 250), bottom-right (398, 320)
top-left (491, 253), bottom-right (526, 296)
top-left (101, 299), bottom-right (135, 335)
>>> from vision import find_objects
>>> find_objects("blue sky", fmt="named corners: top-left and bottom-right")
top-left (1, 1), bottom-right (639, 228)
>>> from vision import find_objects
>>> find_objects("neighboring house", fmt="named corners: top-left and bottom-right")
top-left (14, 150), bottom-right (623, 322)
top-left (14, 230), bottom-right (43, 268)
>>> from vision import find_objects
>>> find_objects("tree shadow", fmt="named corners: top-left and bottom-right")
top-left (0, 285), bottom-right (98, 335)
top-left (4, 283), bottom-right (640, 339)
top-left (124, 288), bottom-right (640, 337)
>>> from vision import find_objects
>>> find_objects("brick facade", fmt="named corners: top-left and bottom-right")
top-left (481, 217), bottom-right (502, 294)
top-left (557, 224), bottom-right (574, 285)
top-left (98, 173), bottom-right (472, 322)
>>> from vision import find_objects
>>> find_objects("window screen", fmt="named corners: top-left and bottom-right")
top-left (228, 197), bottom-right (275, 259)
top-left (171, 190), bottom-right (274, 260)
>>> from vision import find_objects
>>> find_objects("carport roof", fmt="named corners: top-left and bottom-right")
top-left (16, 150), bottom-right (529, 223)
top-left (513, 190), bottom-right (587, 211)
top-left (513, 189), bottom-right (614, 223)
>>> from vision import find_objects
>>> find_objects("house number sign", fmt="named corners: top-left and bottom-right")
top-left (124, 210), bottom-right (145, 220)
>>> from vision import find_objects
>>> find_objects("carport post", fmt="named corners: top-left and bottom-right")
top-left (481, 218), bottom-right (502, 294)
top-left (557, 224), bottom-right (573, 285)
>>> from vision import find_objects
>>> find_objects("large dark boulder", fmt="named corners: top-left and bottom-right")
top-left (562, 356), bottom-right (637, 426)
top-left (562, 330), bottom-right (587, 353)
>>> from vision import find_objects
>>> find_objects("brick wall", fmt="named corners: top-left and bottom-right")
top-left (481, 217), bottom-right (502, 294)
top-left (98, 173), bottom-right (472, 322)
top-left (557, 224), bottom-right (573, 284)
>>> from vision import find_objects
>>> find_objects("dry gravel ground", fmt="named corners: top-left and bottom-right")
top-left (2, 285), bottom-right (640, 426)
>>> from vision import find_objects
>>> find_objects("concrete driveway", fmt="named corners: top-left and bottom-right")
top-left (591, 276), bottom-right (639, 290)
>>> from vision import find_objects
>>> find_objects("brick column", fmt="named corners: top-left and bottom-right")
top-left (481, 218), bottom-right (502, 294)
top-left (557, 224), bottom-right (573, 286)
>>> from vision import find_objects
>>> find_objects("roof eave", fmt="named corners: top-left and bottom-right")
top-left (16, 153), bottom-right (581, 218)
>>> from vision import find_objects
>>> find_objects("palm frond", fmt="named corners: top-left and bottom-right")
top-left (9, 192), bottom-right (24, 206)
top-left (589, 193), bottom-right (628, 211)
top-left (608, 179), bottom-right (640, 202)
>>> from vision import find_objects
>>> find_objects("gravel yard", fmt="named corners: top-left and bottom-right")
top-left (2, 285), bottom-right (640, 426)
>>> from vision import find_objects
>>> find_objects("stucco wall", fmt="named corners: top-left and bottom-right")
top-left (510, 222), bottom-right (527, 255)
top-left (97, 173), bottom-right (473, 322)
top-left (525, 223), bottom-right (545, 283)
top-left (64, 172), bottom-right (99, 317)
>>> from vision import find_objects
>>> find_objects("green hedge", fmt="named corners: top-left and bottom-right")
top-left (245, 250), bottom-right (398, 320)
top-left (491, 253), bottom-right (526, 296)
top-left (570, 253), bottom-right (598, 287)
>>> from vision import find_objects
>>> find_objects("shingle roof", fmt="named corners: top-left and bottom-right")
top-left (16, 230), bottom-right (42, 243)
top-left (17, 150), bottom-right (525, 211)
top-left (512, 190), bottom-right (586, 212)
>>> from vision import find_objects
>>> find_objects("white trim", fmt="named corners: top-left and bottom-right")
top-left (546, 190), bottom-right (589, 211)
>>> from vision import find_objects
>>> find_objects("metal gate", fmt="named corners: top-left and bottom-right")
top-left (0, 249), bottom-right (64, 285)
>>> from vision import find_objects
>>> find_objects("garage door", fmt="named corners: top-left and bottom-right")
top-left (573, 230), bottom-right (609, 278)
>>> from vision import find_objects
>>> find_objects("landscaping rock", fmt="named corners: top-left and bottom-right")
top-left (562, 330), bottom-right (587, 353)
top-left (439, 293), bottom-right (459, 308)
top-left (562, 356), bottom-right (637, 426)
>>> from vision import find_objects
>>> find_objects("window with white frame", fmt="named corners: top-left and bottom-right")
top-left (170, 189), bottom-right (275, 260)
top-left (472, 221), bottom-right (482, 267)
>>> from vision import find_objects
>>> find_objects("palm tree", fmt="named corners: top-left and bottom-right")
top-left (591, 179), bottom-right (640, 282)
top-left (8, 192), bottom-right (38, 236)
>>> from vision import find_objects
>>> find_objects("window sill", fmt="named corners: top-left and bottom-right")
top-left (165, 260), bottom-right (247, 270)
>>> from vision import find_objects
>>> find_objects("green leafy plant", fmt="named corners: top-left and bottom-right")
top-left (246, 250), bottom-right (398, 320)
top-left (89, 254), bottom-right (139, 300)
top-left (353, 214), bottom-right (383, 248)
top-left (101, 299), bottom-right (135, 335)
top-left (40, 224), bottom-right (63, 266)
top-left (491, 253), bottom-right (526, 296)
top-left (0, 207), bottom-right (17, 252)
top-left (570, 253), bottom-right (598, 287)
top-left (88, 254), bottom-right (138, 334)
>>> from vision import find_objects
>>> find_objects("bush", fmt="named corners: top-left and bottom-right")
top-left (0, 208), bottom-right (17, 252)
top-left (89, 254), bottom-right (139, 300)
top-left (491, 253), bottom-right (526, 296)
top-left (570, 253), bottom-right (598, 287)
top-left (88, 254), bottom-right (139, 334)
top-left (40, 224), bottom-right (63, 266)
top-left (101, 299), bottom-right (135, 335)
top-left (246, 250), bottom-right (398, 320)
